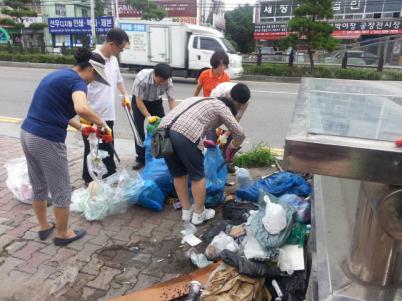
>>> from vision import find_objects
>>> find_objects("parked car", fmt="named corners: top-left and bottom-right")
top-left (325, 50), bottom-right (378, 65)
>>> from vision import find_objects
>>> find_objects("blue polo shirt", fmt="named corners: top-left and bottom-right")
top-left (22, 68), bottom-right (87, 143)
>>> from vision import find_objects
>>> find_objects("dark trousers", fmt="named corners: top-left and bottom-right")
top-left (132, 95), bottom-right (165, 164)
top-left (82, 120), bottom-right (116, 183)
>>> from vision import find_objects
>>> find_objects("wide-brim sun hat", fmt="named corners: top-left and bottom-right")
top-left (89, 59), bottom-right (110, 86)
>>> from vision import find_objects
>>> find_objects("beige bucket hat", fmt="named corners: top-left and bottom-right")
top-left (89, 59), bottom-right (110, 86)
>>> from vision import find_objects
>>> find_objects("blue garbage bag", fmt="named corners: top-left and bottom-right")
top-left (126, 134), bottom-right (173, 211)
top-left (204, 146), bottom-right (228, 207)
top-left (236, 171), bottom-right (311, 202)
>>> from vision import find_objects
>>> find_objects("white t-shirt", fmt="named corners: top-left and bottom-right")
top-left (210, 82), bottom-right (248, 121)
top-left (210, 82), bottom-right (236, 99)
top-left (87, 48), bottom-right (123, 121)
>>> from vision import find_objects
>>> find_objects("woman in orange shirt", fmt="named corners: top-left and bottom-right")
top-left (194, 50), bottom-right (230, 97)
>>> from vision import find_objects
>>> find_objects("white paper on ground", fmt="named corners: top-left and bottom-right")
top-left (183, 234), bottom-right (202, 247)
top-left (282, 244), bottom-right (305, 271)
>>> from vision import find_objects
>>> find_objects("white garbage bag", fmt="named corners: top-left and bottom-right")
top-left (5, 157), bottom-right (32, 204)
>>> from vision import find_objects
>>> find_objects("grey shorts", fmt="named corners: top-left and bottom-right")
top-left (164, 130), bottom-right (205, 181)
top-left (20, 129), bottom-right (71, 208)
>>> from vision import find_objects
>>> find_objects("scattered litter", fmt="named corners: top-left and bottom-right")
top-left (187, 280), bottom-right (202, 301)
top-left (204, 146), bottom-right (228, 207)
top-left (156, 259), bottom-right (164, 263)
top-left (183, 234), bottom-right (203, 247)
top-left (187, 249), bottom-right (213, 269)
top-left (279, 194), bottom-right (311, 223)
top-left (262, 195), bottom-right (287, 235)
top-left (279, 245), bottom-right (305, 272)
top-left (205, 231), bottom-right (239, 259)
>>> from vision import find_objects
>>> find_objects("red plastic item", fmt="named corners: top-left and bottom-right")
top-left (395, 138), bottom-right (402, 146)
top-left (81, 126), bottom-right (96, 137)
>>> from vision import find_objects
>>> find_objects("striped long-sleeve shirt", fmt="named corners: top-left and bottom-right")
top-left (159, 97), bottom-right (245, 149)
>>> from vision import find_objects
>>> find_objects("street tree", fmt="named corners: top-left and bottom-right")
top-left (127, 0), bottom-right (166, 21)
top-left (1, 0), bottom-right (37, 29)
top-left (225, 5), bottom-right (255, 54)
top-left (280, 0), bottom-right (338, 69)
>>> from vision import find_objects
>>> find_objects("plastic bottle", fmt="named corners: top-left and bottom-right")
top-left (235, 167), bottom-right (253, 188)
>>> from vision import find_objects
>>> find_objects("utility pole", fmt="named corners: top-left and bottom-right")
top-left (90, 0), bottom-right (96, 48)
top-left (115, 0), bottom-right (120, 26)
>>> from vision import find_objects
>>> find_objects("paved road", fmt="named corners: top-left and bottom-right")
top-left (0, 66), bottom-right (299, 149)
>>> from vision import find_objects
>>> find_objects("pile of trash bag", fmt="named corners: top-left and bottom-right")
top-left (131, 133), bottom-right (174, 211)
top-left (236, 171), bottom-right (311, 202)
top-left (71, 169), bottom-right (132, 221)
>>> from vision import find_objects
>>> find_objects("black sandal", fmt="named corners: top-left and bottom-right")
top-left (38, 222), bottom-right (56, 240)
top-left (53, 229), bottom-right (86, 246)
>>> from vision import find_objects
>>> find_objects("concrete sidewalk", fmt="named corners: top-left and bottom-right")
top-left (0, 134), bottom-right (192, 301)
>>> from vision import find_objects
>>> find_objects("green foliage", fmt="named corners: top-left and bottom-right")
top-left (243, 63), bottom-right (402, 81)
top-left (224, 5), bottom-right (255, 54)
top-left (0, 52), bottom-right (75, 64)
top-left (29, 23), bottom-right (47, 30)
top-left (127, 0), bottom-right (166, 20)
top-left (233, 144), bottom-right (275, 168)
top-left (1, 0), bottom-right (37, 27)
top-left (95, 0), bottom-right (108, 16)
top-left (280, 0), bottom-right (338, 70)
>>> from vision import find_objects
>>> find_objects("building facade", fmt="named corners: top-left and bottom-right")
top-left (118, 0), bottom-right (225, 29)
top-left (254, 0), bottom-right (402, 43)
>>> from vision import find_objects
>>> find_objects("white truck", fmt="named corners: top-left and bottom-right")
top-left (118, 20), bottom-right (243, 79)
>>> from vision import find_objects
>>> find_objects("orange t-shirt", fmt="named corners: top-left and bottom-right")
top-left (198, 69), bottom-right (230, 97)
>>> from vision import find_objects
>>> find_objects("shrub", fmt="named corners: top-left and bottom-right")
top-left (0, 52), bottom-right (74, 64)
top-left (243, 62), bottom-right (402, 81)
top-left (233, 144), bottom-right (275, 168)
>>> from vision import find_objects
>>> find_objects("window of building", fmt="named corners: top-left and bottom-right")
top-left (82, 9), bottom-right (88, 17)
top-left (353, 14), bottom-right (363, 19)
top-left (200, 37), bottom-right (222, 51)
top-left (55, 4), bottom-right (66, 16)
top-left (373, 13), bottom-right (382, 19)
top-left (364, 13), bottom-right (374, 18)
top-left (393, 12), bottom-right (400, 18)
top-left (334, 14), bottom-right (344, 19)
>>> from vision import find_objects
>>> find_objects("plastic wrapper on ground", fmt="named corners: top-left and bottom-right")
top-left (205, 231), bottom-right (240, 259)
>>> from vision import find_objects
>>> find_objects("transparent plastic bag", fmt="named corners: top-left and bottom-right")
top-left (235, 167), bottom-right (253, 188)
top-left (5, 157), bottom-right (32, 204)
top-left (70, 170), bottom-right (134, 221)
top-left (86, 132), bottom-right (109, 181)
top-left (279, 194), bottom-right (311, 223)
top-left (205, 231), bottom-right (240, 259)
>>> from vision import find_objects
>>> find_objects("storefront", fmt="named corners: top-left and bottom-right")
top-left (254, 0), bottom-right (402, 43)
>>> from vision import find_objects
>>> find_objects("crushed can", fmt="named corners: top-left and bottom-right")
top-left (185, 280), bottom-right (201, 301)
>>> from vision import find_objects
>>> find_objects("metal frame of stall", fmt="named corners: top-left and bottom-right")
top-left (284, 78), bottom-right (402, 301)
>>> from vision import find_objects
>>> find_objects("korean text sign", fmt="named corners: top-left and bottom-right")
top-left (48, 16), bottom-right (114, 34)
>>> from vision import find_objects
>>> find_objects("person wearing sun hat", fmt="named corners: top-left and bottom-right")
top-left (20, 47), bottom-right (110, 246)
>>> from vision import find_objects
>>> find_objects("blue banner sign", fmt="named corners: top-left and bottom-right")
top-left (48, 16), bottom-right (114, 34)
top-left (119, 23), bottom-right (147, 32)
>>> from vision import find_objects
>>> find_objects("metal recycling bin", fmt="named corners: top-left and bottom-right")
top-left (283, 78), bottom-right (402, 301)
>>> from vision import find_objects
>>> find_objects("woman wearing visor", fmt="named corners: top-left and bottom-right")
top-left (21, 48), bottom-right (111, 246)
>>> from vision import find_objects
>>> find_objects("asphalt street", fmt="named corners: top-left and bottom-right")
top-left (0, 66), bottom-right (299, 150)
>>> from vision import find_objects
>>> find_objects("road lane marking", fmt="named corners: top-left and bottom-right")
top-left (0, 115), bottom-right (285, 155)
top-left (251, 90), bottom-right (297, 95)
top-left (0, 116), bottom-right (77, 132)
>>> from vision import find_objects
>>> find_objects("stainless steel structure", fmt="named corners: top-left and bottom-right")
top-left (283, 78), bottom-right (402, 301)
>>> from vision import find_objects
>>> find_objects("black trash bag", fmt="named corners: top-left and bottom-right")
top-left (267, 271), bottom-right (308, 301)
top-left (222, 201), bottom-right (258, 225)
top-left (202, 220), bottom-right (229, 245)
top-left (219, 250), bottom-right (281, 278)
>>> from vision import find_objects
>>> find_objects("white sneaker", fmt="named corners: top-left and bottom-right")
top-left (182, 206), bottom-right (193, 222)
top-left (191, 208), bottom-right (215, 225)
